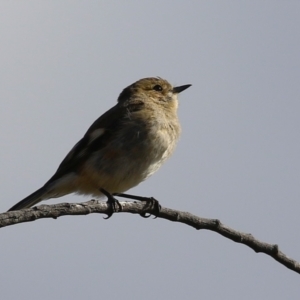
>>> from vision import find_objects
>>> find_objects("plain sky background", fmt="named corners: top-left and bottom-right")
top-left (1, 1), bottom-right (299, 299)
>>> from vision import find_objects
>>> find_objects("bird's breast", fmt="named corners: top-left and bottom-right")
top-left (79, 116), bottom-right (180, 195)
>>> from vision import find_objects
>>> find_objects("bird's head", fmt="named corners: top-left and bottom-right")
top-left (118, 77), bottom-right (191, 111)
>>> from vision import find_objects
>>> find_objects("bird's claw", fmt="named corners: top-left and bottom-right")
top-left (142, 197), bottom-right (161, 219)
top-left (100, 188), bottom-right (122, 219)
top-left (114, 193), bottom-right (161, 218)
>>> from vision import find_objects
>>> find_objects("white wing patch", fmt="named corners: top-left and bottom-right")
top-left (89, 128), bottom-right (105, 144)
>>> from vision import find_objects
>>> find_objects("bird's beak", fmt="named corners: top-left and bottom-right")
top-left (173, 84), bottom-right (192, 94)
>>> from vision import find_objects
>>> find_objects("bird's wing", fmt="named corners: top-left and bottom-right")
top-left (46, 100), bottom-right (144, 183)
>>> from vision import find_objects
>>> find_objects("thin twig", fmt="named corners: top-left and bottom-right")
top-left (1, 200), bottom-right (299, 274)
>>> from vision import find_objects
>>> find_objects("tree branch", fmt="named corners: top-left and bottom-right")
top-left (1, 200), bottom-right (299, 274)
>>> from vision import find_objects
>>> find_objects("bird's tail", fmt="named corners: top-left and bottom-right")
top-left (8, 186), bottom-right (49, 211)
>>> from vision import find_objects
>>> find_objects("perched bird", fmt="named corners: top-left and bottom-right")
top-left (8, 77), bottom-right (191, 212)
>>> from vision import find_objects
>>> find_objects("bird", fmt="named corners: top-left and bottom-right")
top-left (8, 77), bottom-right (191, 213)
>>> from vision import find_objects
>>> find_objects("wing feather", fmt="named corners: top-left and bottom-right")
top-left (46, 100), bottom-right (144, 184)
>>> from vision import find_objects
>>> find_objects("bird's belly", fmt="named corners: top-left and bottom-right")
top-left (76, 131), bottom-right (176, 196)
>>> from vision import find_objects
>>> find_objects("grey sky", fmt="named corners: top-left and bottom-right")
top-left (1, 1), bottom-right (299, 299)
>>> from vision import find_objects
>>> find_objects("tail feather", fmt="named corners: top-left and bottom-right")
top-left (8, 186), bottom-right (48, 211)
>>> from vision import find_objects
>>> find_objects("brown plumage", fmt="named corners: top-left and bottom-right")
top-left (8, 77), bottom-right (191, 211)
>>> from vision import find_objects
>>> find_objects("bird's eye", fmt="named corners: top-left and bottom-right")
top-left (153, 85), bottom-right (163, 91)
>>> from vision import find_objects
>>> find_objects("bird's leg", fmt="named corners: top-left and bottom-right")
top-left (113, 193), bottom-right (161, 218)
top-left (100, 188), bottom-right (122, 219)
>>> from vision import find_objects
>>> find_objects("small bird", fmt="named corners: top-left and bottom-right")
top-left (8, 77), bottom-right (191, 212)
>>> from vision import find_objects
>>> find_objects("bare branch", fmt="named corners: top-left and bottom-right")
top-left (1, 200), bottom-right (299, 274)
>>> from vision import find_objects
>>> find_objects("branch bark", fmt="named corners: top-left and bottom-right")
top-left (1, 200), bottom-right (299, 274)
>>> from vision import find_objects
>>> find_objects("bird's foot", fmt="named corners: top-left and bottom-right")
top-left (100, 188), bottom-right (122, 219)
top-left (114, 193), bottom-right (161, 218)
